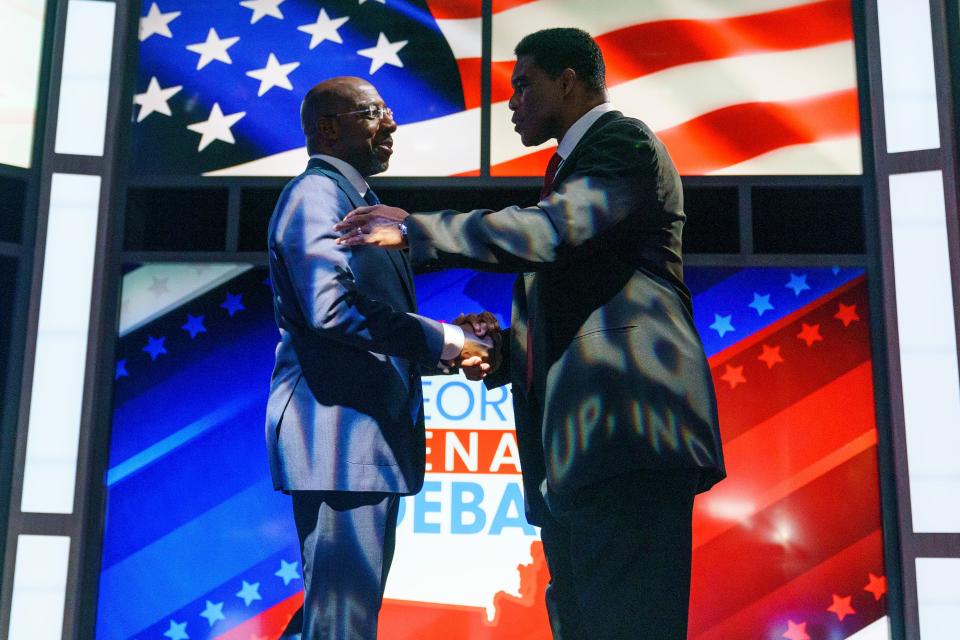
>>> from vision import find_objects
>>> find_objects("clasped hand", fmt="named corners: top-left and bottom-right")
top-left (450, 311), bottom-right (503, 381)
top-left (334, 204), bottom-right (410, 248)
top-left (334, 209), bottom-right (502, 379)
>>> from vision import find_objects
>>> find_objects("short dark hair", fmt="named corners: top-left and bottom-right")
top-left (514, 28), bottom-right (606, 95)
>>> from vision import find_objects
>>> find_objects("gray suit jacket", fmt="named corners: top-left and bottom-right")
top-left (406, 111), bottom-right (725, 524)
top-left (265, 158), bottom-right (445, 493)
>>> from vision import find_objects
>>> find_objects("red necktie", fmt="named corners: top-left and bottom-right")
top-left (539, 152), bottom-right (563, 200)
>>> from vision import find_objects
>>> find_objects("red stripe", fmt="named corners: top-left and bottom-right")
top-left (660, 89), bottom-right (860, 174)
top-left (692, 530), bottom-right (887, 639)
top-left (603, 0), bottom-right (852, 84)
top-left (694, 361), bottom-right (876, 548)
top-left (707, 276), bottom-right (863, 365)
top-left (690, 448), bottom-right (882, 632)
top-left (426, 0), bottom-right (536, 19)
top-left (425, 0), bottom-right (482, 20)
top-left (490, 90), bottom-right (859, 177)
top-left (489, 60), bottom-right (516, 105)
top-left (492, 0), bottom-right (540, 13)
top-left (487, 0), bottom-right (853, 102)
top-left (213, 591), bottom-right (303, 639)
top-left (456, 58), bottom-right (483, 110)
top-left (489, 147), bottom-right (557, 177)
top-left (710, 276), bottom-right (870, 442)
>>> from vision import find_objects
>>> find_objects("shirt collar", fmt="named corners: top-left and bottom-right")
top-left (556, 102), bottom-right (616, 159)
top-left (310, 153), bottom-right (370, 197)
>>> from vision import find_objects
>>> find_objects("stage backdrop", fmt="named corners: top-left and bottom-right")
top-left (0, 0), bottom-right (46, 168)
top-left (131, 0), bottom-right (863, 177)
top-left (95, 264), bottom-right (888, 639)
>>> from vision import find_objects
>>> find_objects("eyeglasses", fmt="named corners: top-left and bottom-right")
top-left (323, 105), bottom-right (394, 121)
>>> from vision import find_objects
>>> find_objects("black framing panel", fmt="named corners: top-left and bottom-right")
top-left (0, 0), bottom-right (137, 638)
top-left (2, 1), bottom-right (922, 639)
top-left (861, 0), bottom-right (960, 638)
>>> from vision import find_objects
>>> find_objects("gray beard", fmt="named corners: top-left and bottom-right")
top-left (358, 150), bottom-right (387, 177)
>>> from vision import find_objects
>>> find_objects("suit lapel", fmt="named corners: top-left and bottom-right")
top-left (305, 159), bottom-right (417, 309)
top-left (306, 158), bottom-right (366, 211)
top-left (552, 110), bottom-right (622, 188)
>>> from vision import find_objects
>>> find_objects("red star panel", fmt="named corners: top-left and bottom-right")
top-left (782, 619), bottom-right (811, 640)
top-left (796, 322), bottom-right (824, 347)
top-left (835, 303), bottom-right (860, 327)
top-left (827, 593), bottom-right (856, 621)
top-left (758, 344), bottom-right (785, 369)
top-left (721, 364), bottom-right (747, 389)
top-left (864, 573), bottom-right (887, 600)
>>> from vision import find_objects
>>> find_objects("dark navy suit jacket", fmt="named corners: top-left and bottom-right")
top-left (405, 112), bottom-right (725, 524)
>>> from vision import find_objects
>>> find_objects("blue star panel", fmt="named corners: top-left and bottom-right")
top-left (96, 264), bottom-right (864, 638)
top-left (133, 0), bottom-right (466, 175)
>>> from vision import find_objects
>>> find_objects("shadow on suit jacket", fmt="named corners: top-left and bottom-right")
top-left (405, 111), bottom-right (725, 525)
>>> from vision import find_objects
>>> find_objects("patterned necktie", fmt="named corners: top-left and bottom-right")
top-left (539, 152), bottom-right (563, 200)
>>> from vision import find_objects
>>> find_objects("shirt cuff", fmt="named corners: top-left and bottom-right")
top-left (440, 322), bottom-right (465, 362)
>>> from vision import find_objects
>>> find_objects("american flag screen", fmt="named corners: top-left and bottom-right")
top-left (131, 0), bottom-right (862, 177)
top-left (96, 265), bottom-right (887, 639)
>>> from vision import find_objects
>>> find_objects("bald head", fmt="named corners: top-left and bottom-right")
top-left (301, 77), bottom-right (366, 146)
top-left (300, 76), bottom-right (396, 176)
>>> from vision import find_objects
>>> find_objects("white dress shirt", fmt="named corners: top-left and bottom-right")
top-left (555, 102), bottom-right (616, 167)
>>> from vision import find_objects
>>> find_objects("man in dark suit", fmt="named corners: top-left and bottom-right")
top-left (335, 29), bottom-right (725, 639)
top-left (265, 76), bottom-right (493, 639)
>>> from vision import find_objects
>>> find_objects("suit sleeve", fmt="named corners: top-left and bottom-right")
top-left (406, 123), bottom-right (667, 272)
top-left (483, 327), bottom-right (511, 389)
top-left (273, 174), bottom-right (445, 367)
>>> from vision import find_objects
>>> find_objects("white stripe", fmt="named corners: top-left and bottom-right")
top-left (436, 17), bottom-right (481, 60)
top-left (212, 43), bottom-right (856, 177)
top-left (118, 263), bottom-right (253, 336)
top-left (707, 136), bottom-right (862, 174)
top-left (0, 0), bottom-right (46, 168)
top-left (847, 617), bottom-right (891, 640)
top-left (488, 0), bottom-right (827, 61)
top-left (207, 108), bottom-right (481, 177)
top-left (491, 42), bottom-right (858, 164)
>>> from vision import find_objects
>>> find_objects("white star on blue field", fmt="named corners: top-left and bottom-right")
top-left (182, 313), bottom-right (207, 338)
top-left (221, 292), bottom-right (245, 317)
top-left (710, 314), bottom-right (735, 338)
top-left (785, 272), bottom-right (811, 296)
top-left (143, 336), bottom-right (168, 360)
top-left (748, 293), bottom-right (774, 316)
top-left (200, 599), bottom-right (226, 626)
top-left (275, 559), bottom-right (301, 585)
top-left (236, 580), bottom-right (262, 606)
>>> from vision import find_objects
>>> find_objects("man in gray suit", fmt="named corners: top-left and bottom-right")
top-left (336, 29), bottom-right (725, 640)
top-left (266, 76), bottom-right (493, 639)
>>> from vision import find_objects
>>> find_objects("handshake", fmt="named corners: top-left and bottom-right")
top-left (448, 311), bottom-right (504, 381)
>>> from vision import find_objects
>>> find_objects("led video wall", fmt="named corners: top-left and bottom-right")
top-left (0, 0), bottom-right (47, 168)
top-left (96, 264), bottom-right (887, 639)
top-left (132, 0), bottom-right (863, 177)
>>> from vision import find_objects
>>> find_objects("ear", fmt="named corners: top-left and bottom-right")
top-left (559, 68), bottom-right (577, 97)
top-left (317, 116), bottom-right (338, 143)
